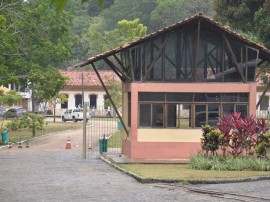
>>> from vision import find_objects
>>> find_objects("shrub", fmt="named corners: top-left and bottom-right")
top-left (203, 112), bottom-right (270, 158)
top-left (189, 154), bottom-right (212, 170)
top-left (190, 154), bottom-right (270, 171)
top-left (6, 113), bottom-right (45, 136)
top-left (201, 125), bottom-right (223, 155)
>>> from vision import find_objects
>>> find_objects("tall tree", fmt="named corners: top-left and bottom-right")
top-left (82, 18), bottom-right (147, 58)
top-left (213, 0), bottom-right (264, 33)
top-left (150, 0), bottom-right (212, 31)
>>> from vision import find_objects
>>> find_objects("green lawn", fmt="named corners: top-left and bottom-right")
top-left (116, 164), bottom-right (270, 181)
top-left (0, 121), bottom-right (83, 144)
top-left (108, 131), bottom-right (122, 148)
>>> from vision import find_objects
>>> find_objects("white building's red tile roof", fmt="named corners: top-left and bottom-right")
top-left (59, 70), bottom-right (120, 87)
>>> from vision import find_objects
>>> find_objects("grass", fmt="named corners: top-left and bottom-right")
top-left (116, 163), bottom-right (270, 181)
top-left (0, 120), bottom-right (83, 144)
top-left (108, 131), bottom-right (122, 148)
top-left (190, 154), bottom-right (270, 171)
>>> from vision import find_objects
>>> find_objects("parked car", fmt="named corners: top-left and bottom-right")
top-left (3, 108), bottom-right (27, 119)
top-left (195, 111), bottom-right (219, 127)
top-left (0, 108), bottom-right (7, 118)
top-left (61, 108), bottom-right (88, 122)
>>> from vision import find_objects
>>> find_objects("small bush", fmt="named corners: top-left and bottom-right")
top-left (190, 154), bottom-right (270, 171)
top-left (189, 154), bottom-right (212, 170)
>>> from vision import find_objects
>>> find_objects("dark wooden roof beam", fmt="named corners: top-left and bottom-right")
top-left (143, 37), bottom-right (168, 81)
top-left (223, 34), bottom-right (246, 83)
top-left (103, 57), bottom-right (131, 82)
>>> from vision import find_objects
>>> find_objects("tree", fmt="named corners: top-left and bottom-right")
top-left (104, 75), bottom-right (122, 116)
top-left (82, 18), bottom-right (147, 58)
top-left (1, 1), bottom-right (74, 97)
top-left (254, 7), bottom-right (270, 48)
top-left (50, 93), bottom-right (68, 122)
top-left (0, 89), bottom-right (23, 132)
top-left (28, 67), bottom-right (68, 111)
top-left (0, 90), bottom-right (22, 108)
top-left (150, 0), bottom-right (213, 31)
top-left (212, 0), bottom-right (264, 33)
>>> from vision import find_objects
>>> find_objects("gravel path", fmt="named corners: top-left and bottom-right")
top-left (0, 129), bottom-right (270, 202)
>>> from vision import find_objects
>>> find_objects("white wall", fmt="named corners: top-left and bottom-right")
top-left (55, 90), bottom-right (107, 115)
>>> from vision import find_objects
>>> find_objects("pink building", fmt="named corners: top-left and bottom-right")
top-left (77, 14), bottom-right (270, 159)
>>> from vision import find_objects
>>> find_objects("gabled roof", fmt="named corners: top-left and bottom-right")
top-left (76, 13), bottom-right (270, 68)
top-left (60, 70), bottom-right (120, 87)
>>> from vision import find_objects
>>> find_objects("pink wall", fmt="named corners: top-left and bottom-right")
top-left (123, 82), bottom-right (257, 159)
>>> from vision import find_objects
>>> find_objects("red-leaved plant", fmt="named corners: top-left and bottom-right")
top-left (212, 112), bottom-right (270, 157)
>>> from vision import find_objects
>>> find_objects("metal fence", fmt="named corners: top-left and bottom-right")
top-left (86, 117), bottom-right (122, 159)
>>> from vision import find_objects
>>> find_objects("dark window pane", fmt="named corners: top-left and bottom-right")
top-left (195, 105), bottom-right (206, 127)
top-left (236, 105), bottom-right (248, 117)
top-left (167, 104), bottom-right (177, 127)
top-left (194, 94), bottom-right (220, 102)
top-left (139, 104), bottom-right (151, 127)
top-left (222, 94), bottom-right (237, 102)
top-left (139, 93), bottom-right (165, 101)
top-left (166, 93), bottom-right (193, 102)
top-left (208, 104), bottom-right (220, 126)
top-left (239, 93), bottom-right (249, 102)
top-left (152, 104), bottom-right (164, 127)
top-left (223, 104), bottom-right (234, 115)
top-left (260, 96), bottom-right (269, 110)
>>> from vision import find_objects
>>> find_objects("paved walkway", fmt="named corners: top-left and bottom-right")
top-left (0, 129), bottom-right (270, 201)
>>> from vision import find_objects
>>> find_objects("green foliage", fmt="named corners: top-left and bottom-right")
top-left (201, 113), bottom-right (270, 158)
top-left (213, 0), bottom-right (264, 33)
top-left (190, 154), bottom-right (270, 171)
top-left (201, 125), bottom-right (223, 155)
top-left (29, 67), bottom-right (68, 104)
top-left (254, 8), bottom-right (270, 48)
top-left (0, 1), bottom-right (74, 97)
top-left (150, 0), bottom-right (212, 30)
top-left (83, 18), bottom-right (147, 57)
top-left (6, 113), bottom-right (45, 137)
top-left (0, 90), bottom-right (22, 108)
top-left (213, 0), bottom-right (270, 49)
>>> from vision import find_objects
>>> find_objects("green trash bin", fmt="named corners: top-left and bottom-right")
top-left (99, 136), bottom-right (108, 154)
top-left (1, 130), bottom-right (8, 145)
top-left (117, 120), bottom-right (122, 131)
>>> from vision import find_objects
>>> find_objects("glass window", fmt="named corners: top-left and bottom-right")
top-left (167, 104), bottom-right (177, 127)
top-left (239, 93), bottom-right (249, 102)
top-left (222, 94), bottom-right (237, 102)
top-left (139, 104), bottom-right (151, 127)
top-left (139, 93), bottom-right (165, 102)
top-left (166, 93), bottom-right (193, 102)
top-left (179, 104), bottom-right (191, 128)
top-left (194, 94), bottom-right (220, 102)
top-left (61, 94), bottom-right (68, 109)
top-left (195, 105), bottom-right (206, 127)
top-left (152, 104), bottom-right (164, 127)
top-left (223, 104), bottom-right (234, 115)
top-left (208, 104), bottom-right (220, 126)
top-left (236, 105), bottom-right (248, 117)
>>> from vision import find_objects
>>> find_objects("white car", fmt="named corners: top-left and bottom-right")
top-left (61, 108), bottom-right (88, 122)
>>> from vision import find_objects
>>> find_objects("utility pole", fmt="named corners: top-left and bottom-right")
top-left (82, 72), bottom-right (84, 106)
top-left (31, 82), bottom-right (36, 137)
top-left (82, 71), bottom-right (87, 159)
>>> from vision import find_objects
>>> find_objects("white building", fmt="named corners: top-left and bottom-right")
top-left (52, 70), bottom-right (120, 116)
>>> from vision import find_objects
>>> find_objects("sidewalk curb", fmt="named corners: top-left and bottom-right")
top-left (99, 155), bottom-right (270, 184)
